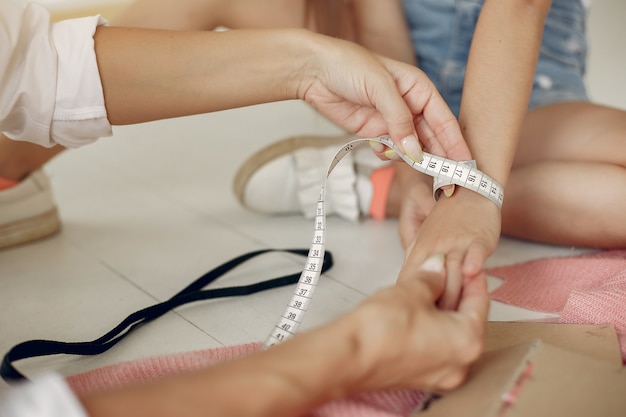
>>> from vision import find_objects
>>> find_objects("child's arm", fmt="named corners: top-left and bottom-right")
top-left (396, 0), bottom-right (551, 310)
top-left (460, 0), bottom-right (551, 187)
top-left (351, 0), bottom-right (416, 65)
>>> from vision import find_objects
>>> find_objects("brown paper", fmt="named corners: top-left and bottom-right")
top-left (413, 322), bottom-right (626, 417)
top-left (485, 321), bottom-right (622, 365)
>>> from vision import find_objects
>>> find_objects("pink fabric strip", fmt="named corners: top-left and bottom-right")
top-left (66, 343), bottom-right (425, 417)
top-left (66, 342), bottom-right (262, 394)
top-left (487, 250), bottom-right (626, 363)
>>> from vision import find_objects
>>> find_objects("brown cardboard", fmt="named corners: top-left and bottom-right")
top-left (485, 321), bottom-right (622, 365)
top-left (505, 342), bottom-right (626, 417)
top-left (412, 323), bottom-right (626, 417)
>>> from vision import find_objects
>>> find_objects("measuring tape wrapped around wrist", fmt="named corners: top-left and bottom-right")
top-left (263, 135), bottom-right (503, 348)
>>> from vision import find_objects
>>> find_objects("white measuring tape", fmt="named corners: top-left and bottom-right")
top-left (263, 135), bottom-right (503, 348)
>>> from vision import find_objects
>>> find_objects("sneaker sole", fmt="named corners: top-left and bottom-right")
top-left (0, 208), bottom-right (61, 250)
top-left (233, 135), bottom-right (353, 211)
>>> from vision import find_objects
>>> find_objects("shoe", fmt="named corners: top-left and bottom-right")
top-left (233, 135), bottom-right (367, 221)
top-left (0, 169), bottom-right (61, 250)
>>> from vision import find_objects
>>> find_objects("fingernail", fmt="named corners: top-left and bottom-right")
top-left (443, 185), bottom-right (455, 197)
top-left (419, 254), bottom-right (445, 273)
top-left (384, 149), bottom-right (401, 161)
top-left (401, 135), bottom-right (422, 162)
top-left (369, 140), bottom-right (385, 153)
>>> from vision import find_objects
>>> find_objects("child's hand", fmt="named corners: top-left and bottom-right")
top-left (399, 187), bottom-right (501, 310)
top-left (344, 254), bottom-right (489, 393)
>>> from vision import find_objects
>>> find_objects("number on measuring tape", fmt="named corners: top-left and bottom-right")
top-left (263, 136), bottom-right (503, 348)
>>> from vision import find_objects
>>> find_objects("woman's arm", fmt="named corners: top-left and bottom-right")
top-left (93, 27), bottom-right (309, 124)
top-left (79, 254), bottom-right (488, 417)
top-left (93, 26), bottom-right (463, 155)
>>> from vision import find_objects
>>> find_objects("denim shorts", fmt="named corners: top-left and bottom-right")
top-left (404, 0), bottom-right (589, 117)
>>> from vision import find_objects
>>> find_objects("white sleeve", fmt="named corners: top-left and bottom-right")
top-left (0, 1), bottom-right (112, 148)
top-left (0, 373), bottom-right (88, 417)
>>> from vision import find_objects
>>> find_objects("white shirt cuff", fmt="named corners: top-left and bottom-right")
top-left (0, 373), bottom-right (88, 417)
top-left (51, 15), bottom-right (113, 148)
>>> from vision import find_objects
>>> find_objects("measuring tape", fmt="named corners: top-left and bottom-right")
top-left (263, 135), bottom-right (503, 348)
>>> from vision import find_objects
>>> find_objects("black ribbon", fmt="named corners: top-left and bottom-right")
top-left (1, 248), bottom-right (333, 383)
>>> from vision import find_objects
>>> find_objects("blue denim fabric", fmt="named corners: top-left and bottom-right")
top-left (404, 0), bottom-right (588, 117)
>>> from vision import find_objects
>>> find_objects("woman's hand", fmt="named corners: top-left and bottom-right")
top-left (294, 32), bottom-right (472, 163)
top-left (342, 253), bottom-right (489, 393)
top-left (80, 256), bottom-right (488, 417)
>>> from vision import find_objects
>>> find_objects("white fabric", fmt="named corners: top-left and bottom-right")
top-left (0, 0), bottom-right (111, 148)
top-left (0, 169), bottom-right (56, 225)
top-left (244, 154), bottom-right (302, 214)
top-left (355, 175), bottom-right (373, 216)
top-left (0, 373), bottom-right (88, 417)
top-left (294, 146), bottom-right (360, 222)
top-left (242, 143), bottom-right (378, 221)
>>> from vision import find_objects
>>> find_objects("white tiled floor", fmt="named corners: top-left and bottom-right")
top-left (1, 0), bottom-right (625, 387)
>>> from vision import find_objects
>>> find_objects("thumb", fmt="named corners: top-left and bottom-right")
top-left (371, 63), bottom-right (422, 161)
top-left (401, 253), bottom-right (447, 302)
top-left (382, 106), bottom-right (422, 163)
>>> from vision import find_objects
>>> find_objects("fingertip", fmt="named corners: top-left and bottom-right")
top-left (400, 135), bottom-right (423, 162)
top-left (462, 245), bottom-right (489, 277)
top-left (462, 260), bottom-right (481, 278)
top-left (368, 140), bottom-right (386, 153)
top-left (457, 271), bottom-right (489, 319)
top-left (384, 149), bottom-right (402, 161)
top-left (443, 184), bottom-right (455, 198)
top-left (464, 270), bottom-right (488, 292)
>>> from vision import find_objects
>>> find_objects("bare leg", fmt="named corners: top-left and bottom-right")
top-left (112, 0), bottom-right (415, 63)
top-left (112, 0), bottom-right (306, 31)
top-left (504, 101), bottom-right (626, 248)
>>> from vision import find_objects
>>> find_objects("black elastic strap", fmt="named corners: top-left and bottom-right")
top-left (1, 248), bottom-right (333, 383)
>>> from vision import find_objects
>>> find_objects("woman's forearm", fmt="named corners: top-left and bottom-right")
top-left (459, 0), bottom-right (551, 185)
top-left (93, 27), bottom-right (318, 125)
top-left (78, 257), bottom-right (487, 417)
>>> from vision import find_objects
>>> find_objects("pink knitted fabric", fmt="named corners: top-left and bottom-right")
top-left (66, 342), bottom-right (262, 393)
top-left (487, 250), bottom-right (626, 363)
top-left (66, 343), bottom-right (425, 417)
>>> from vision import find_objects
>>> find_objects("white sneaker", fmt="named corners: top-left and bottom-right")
top-left (0, 169), bottom-right (61, 249)
top-left (233, 135), bottom-right (380, 221)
